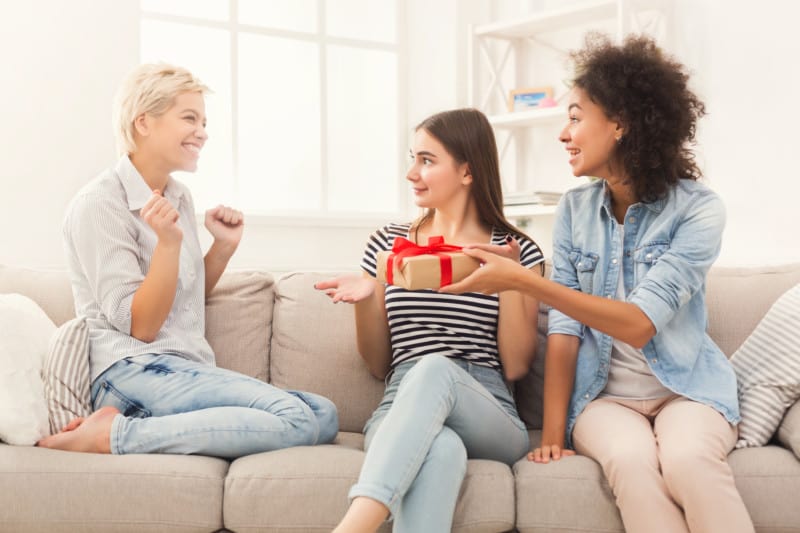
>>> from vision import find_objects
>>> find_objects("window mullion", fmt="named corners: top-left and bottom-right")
top-left (230, 0), bottom-right (240, 207)
top-left (318, 0), bottom-right (328, 213)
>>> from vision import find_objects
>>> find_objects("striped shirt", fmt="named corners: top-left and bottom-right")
top-left (63, 155), bottom-right (214, 383)
top-left (361, 223), bottom-right (544, 370)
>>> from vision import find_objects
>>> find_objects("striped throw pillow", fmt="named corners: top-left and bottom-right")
top-left (731, 284), bottom-right (800, 448)
top-left (42, 317), bottom-right (91, 434)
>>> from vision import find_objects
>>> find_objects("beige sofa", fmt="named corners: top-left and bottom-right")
top-left (1, 262), bottom-right (799, 533)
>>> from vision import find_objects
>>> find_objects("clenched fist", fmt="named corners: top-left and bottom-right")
top-left (141, 189), bottom-right (182, 245)
top-left (205, 205), bottom-right (244, 248)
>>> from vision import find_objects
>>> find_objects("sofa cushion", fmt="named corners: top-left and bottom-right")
top-left (224, 440), bottom-right (516, 533)
top-left (728, 446), bottom-right (800, 531)
top-left (206, 270), bottom-right (274, 382)
top-left (0, 445), bottom-right (227, 532)
top-left (730, 284), bottom-right (800, 448)
top-left (42, 317), bottom-right (92, 434)
top-left (0, 294), bottom-right (54, 445)
top-left (515, 430), bottom-right (623, 533)
top-left (514, 435), bottom-right (800, 533)
top-left (0, 265), bottom-right (75, 326)
top-left (706, 263), bottom-right (800, 357)
top-left (269, 272), bottom-right (385, 433)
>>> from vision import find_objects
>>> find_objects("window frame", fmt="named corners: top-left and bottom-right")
top-left (139, 0), bottom-right (410, 226)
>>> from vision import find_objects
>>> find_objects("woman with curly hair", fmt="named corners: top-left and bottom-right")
top-left (442, 34), bottom-right (754, 532)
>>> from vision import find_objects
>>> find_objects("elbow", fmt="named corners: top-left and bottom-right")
top-left (628, 324), bottom-right (656, 350)
top-left (130, 325), bottom-right (158, 344)
top-left (503, 358), bottom-right (534, 382)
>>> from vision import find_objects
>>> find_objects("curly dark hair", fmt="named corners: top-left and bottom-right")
top-left (571, 33), bottom-right (706, 202)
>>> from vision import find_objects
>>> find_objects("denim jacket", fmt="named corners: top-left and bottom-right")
top-left (548, 179), bottom-right (740, 447)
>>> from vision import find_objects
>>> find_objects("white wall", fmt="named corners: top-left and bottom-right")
top-left (0, 1), bottom-right (138, 270)
top-left (0, 0), bottom-right (471, 272)
top-left (2, 0), bottom-right (798, 271)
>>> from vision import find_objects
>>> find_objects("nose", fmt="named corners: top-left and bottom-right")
top-left (196, 124), bottom-right (208, 141)
top-left (406, 164), bottom-right (420, 182)
top-left (558, 123), bottom-right (570, 144)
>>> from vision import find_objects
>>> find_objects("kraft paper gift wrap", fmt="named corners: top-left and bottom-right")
top-left (376, 236), bottom-right (481, 290)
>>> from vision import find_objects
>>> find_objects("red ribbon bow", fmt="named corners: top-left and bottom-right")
top-left (386, 236), bottom-right (463, 287)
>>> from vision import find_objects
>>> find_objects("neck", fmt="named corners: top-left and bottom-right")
top-left (421, 200), bottom-right (489, 244)
top-left (129, 151), bottom-right (170, 192)
top-left (605, 176), bottom-right (637, 223)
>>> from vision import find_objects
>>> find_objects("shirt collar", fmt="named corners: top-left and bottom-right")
top-left (598, 179), bottom-right (667, 217)
top-left (115, 155), bottom-right (184, 211)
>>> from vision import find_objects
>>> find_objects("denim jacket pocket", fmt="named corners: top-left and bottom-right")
top-left (633, 242), bottom-right (669, 283)
top-left (569, 250), bottom-right (599, 294)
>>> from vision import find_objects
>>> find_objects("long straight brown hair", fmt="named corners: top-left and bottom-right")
top-left (411, 108), bottom-right (543, 271)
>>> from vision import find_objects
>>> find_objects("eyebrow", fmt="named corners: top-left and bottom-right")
top-left (567, 103), bottom-right (581, 112)
top-left (411, 150), bottom-right (437, 158)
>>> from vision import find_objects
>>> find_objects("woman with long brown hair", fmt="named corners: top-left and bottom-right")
top-left (316, 108), bottom-right (545, 532)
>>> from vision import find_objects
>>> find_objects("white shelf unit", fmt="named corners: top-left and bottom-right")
top-left (468, 0), bottom-right (669, 224)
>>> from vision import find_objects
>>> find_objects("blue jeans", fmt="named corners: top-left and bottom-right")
top-left (91, 353), bottom-right (339, 459)
top-left (351, 355), bottom-right (529, 532)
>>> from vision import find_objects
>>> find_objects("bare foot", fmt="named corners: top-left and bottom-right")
top-left (36, 406), bottom-right (120, 453)
top-left (61, 417), bottom-right (85, 432)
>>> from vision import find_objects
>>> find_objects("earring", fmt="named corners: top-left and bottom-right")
top-left (615, 135), bottom-right (622, 143)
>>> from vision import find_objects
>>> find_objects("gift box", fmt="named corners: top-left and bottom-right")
top-left (376, 236), bottom-right (481, 290)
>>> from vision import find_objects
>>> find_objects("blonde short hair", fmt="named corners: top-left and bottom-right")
top-left (113, 63), bottom-right (210, 155)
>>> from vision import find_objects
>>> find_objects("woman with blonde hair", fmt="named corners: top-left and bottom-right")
top-left (38, 63), bottom-right (338, 458)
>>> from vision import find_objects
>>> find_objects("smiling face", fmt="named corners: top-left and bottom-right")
top-left (134, 90), bottom-right (207, 174)
top-left (559, 87), bottom-right (623, 180)
top-left (406, 128), bottom-right (471, 210)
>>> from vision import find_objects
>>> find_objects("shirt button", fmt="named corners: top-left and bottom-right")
top-left (584, 394), bottom-right (590, 399)
top-left (612, 258), bottom-right (618, 264)
top-left (578, 263), bottom-right (582, 268)
top-left (651, 358), bottom-right (657, 364)
top-left (607, 294), bottom-right (613, 299)
top-left (628, 217), bottom-right (636, 223)
top-left (645, 253), bottom-right (652, 259)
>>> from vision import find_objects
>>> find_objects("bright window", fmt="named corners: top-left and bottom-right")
top-left (139, 0), bottom-right (405, 218)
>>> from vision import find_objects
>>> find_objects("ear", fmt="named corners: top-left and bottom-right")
top-left (133, 113), bottom-right (150, 138)
top-left (613, 118), bottom-right (626, 142)
top-left (461, 163), bottom-right (473, 185)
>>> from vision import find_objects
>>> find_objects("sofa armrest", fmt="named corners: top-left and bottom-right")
top-left (777, 399), bottom-right (800, 460)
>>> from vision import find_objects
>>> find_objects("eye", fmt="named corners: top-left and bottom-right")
top-left (184, 115), bottom-right (196, 123)
top-left (422, 157), bottom-right (433, 165)
top-left (569, 115), bottom-right (579, 123)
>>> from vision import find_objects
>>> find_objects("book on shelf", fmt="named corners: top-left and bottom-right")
top-left (503, 190), bottom-right (562, 206)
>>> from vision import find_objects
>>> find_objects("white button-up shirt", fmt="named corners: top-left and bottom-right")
top-left (63, 155), bottom-right (214, 382)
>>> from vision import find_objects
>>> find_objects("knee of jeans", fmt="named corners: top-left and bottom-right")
top-left (428, 428), bottom-right (468, 478)
top-left (315, 397), bottom-right (339, 445)
top-left (280, 397), bottom-right (320, 446)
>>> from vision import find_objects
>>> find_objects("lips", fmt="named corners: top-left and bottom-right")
top-left (183, 143), bottom-right (201, 155)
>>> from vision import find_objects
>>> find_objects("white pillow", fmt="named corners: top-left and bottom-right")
top-left (731, 284), bottom-right (800, 448)
top-left (0, 293), bottom-right (56, 445)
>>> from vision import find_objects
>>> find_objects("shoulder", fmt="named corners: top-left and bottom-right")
top-left (367, 222), bottom-right (411, 251)
top-left (561, 180), bottom-right (604, 207)
top-left (669, 179), bottom-right (725, 220)
top-left (491, 228), bottom-right (545, 268)
top-left (64, 168), bottom-right (128, 226)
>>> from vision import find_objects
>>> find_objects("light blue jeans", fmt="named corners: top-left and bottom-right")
top-left (351, 355), bottom-right (529, 532)
top-left (90, 353), bottom-right (339, 459)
